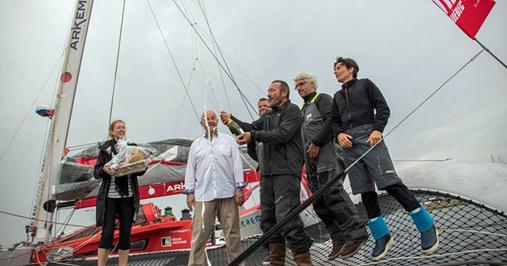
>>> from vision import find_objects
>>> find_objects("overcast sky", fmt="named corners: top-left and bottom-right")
top-left (0, 0), bottom-right (505, 247)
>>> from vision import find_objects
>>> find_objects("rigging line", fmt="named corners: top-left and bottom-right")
top-left (0, 51), bottom-right (65, 164)
top-left (191, 3), bottom-right (254, 116)
top-left (179, 1), bottom-right (216, 48)
top-left (172, 62), bottom-right (198, 135)
top-left (196, 0), bottom-right (232, 110)
top-left (0, 210), bottom-right (87, 228)
top-left (381, 49), bottom-right (484, 141)
top-left (80, 91), bottom-right (102, 142)
top-left (431, 0), bottom-right (448, 14)
top-left (196, 0), bottom-right (237, 87)
top-left (174, 8), bottom-right (256, 122)
top-left (71, 231), bottom-right (101, 253)
top-left (67, 142), bottom-right (97, 150)
top-left (173, 0), bottom-right (257, 119)
top-left (180, 0), bottom-right (199, 27)
top-left (218, 61), bottom-right (232, 111)
top-left (196, 59), bottom-right (224, 111)
top-left (108, 0), bottom-right (127, 126)
top-left (220, 57), bottom-right (265, 94)
top-left (55, 208), bottom-right (76, 238)
top-left (196, 0), bottom-right (263, 101)
top-left (146, 0), bottom-right (200, 123)
top-left (474, 39), bottom-right (507, 69)
top-left (194, 0), bottom-right (265, 96)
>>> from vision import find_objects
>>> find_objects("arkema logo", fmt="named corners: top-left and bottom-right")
top-left (70, 0), bottom-right (89, 50)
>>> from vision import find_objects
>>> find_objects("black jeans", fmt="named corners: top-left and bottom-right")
top-left (259, 174), bottom-right (313, 253)
top-left (99, 197), bottom-right (134, 250)
top-left (361, 182), bottom-right (420, 219)
top-left (306, 169), bottom-right (368, 242)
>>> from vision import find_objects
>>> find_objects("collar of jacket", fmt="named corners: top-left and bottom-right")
top-left (273, 99), bottom-right (290, 111)
top-left (302, 91), bottom-right (318, 103)
top-left (341, 78), bottom-right (357, 90)
top-left (301, 91), bottom-right (320, 110)
top-left (99, 139), bottom-right (118, 154)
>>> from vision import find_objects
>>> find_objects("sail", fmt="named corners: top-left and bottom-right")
top-left (31, 0), bottom-right (95, 243)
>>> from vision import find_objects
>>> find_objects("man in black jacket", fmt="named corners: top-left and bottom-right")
top-left (295, 72), bottom-right (368, 260)
top-left (237, 80), bottom-right (314, 266)
top-left (330, 57), bottom-right (439, 260)
top-left (220, 98), bottom-right (271, 266)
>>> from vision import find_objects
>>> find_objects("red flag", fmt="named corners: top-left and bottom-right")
top-left (434, 0), bottom-right (495, 39)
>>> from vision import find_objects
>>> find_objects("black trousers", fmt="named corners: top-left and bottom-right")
top-left (99, 197), bottom-right (134, 250)
top-left (307, 169), bottom-right (368, 242)
top-left (260, 174), bottom-right (313, 253)
top-left (361, 182), bottom-right (420, 219)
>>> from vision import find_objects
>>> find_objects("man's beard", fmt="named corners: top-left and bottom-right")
top-left (269, 98), bottom-right (280, 108)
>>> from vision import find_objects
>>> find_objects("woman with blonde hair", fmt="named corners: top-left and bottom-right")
top-left (94, 120), bottom-right (144, 266)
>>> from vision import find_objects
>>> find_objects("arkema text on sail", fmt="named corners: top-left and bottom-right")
top-left (70, 0), bottom-right (89, 50)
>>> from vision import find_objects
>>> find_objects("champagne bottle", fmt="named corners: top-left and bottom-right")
top-left (227, 120), bottom-right (244, 136)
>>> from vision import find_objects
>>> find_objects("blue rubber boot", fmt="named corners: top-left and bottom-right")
top-left (410, 205), bottom-right (439, 254)
top-left (368, 216), bottom-right (394, 261)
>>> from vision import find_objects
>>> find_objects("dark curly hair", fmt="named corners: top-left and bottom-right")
top-left (334, 57), bottom-right (359, 78)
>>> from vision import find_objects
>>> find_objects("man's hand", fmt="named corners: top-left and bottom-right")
top-left (366, 130), bottom-right (382, 147)
top-left (103, 165), bottom-right (114, 176)
top-left (220, 111), bottom-right (232, 125)
top-left (337, 133), bottom-right (354, 148)
top-left (237, 132), bottom-right (252, 144)
top-left (186, 194), bottom-right (195, 211)
top-left (307, 143), bottom-right (320, 159)
top-left (234, 189), bottom-right (245, 206)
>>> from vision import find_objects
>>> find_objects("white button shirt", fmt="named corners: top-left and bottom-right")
top-left (184, 133), bottom-right (245, 202)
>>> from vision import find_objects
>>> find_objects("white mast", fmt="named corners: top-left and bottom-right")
top-left (30, 0), bottom-right (95, 243)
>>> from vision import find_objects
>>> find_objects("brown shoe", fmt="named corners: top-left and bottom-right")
top-left (293, 250), bottom-right (314, 266)
top-left (328, 239), bottom-right (346, 260)
top-left (268, 243), bottom-right (286, 266)
top-left (340, 238), bottom-right (367, 258)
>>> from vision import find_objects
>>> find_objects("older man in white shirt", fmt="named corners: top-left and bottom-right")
top-left (184, 109), bottom-right (246, 266)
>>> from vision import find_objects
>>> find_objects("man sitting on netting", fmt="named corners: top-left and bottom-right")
top-left (329, 57), bottom-right (440, 260)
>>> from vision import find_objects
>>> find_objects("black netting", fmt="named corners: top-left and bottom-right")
top-left (233, 189), bottom-right (507, 266)
top-left (48, 190), bottom-right (507, 266)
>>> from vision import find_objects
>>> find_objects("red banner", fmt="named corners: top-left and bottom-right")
top-left (435, 0), bottom-right (495, 39)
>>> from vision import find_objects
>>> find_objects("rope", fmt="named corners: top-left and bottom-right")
top-left (172, 59), bottom-right (198, 136)
top-left (146, 0), bottom-right (200, 123)
top-left (379, 48), bottom-right (484, 141)
top-left (0, 50), bottom-right (65, 163)
top-left (196, 58), bottom-right (224, 111)
top-left (172, 0), bottom-right (258, 120)
top-left (108, 0), bottom-right (127, 125)
top-left (54, 208), bottom-right (76, 238)
top-left (67, 142), bottom-right (97, 151)
top-left (0, 210), bottom-right (87, 228)
top-left (196, 0), bottom-right (232, 111)
top-left (474, 39), bottom-right (507, 69)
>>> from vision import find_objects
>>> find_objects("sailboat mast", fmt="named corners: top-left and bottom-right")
top-left (30, 0), bottom-right (95, 243)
